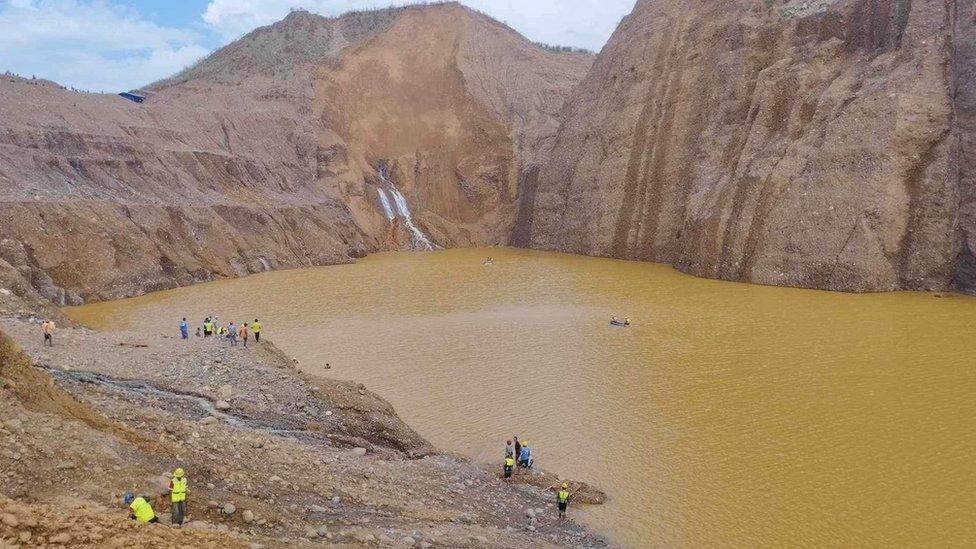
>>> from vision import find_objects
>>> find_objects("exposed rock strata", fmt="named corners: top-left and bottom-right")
top-left (526, 0), bottom-right (975, 293)
top-left (0, 4), bottom-right (591, 302)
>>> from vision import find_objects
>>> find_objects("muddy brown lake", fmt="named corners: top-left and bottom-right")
top-left (67, 248), bottom-right (976, 547)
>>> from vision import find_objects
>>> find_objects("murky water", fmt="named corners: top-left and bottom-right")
top-left (67, 248), bottom-right (976, 547)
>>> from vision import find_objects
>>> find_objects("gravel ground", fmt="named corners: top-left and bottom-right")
top-left (0, 316), bottom-right (614, 548)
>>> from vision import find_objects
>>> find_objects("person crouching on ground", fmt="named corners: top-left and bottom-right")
top-left (169, 467), bottom-right (188, 525)
top-left (557, 482), bottom-right (571, 519)
top-left (123, 491), bottom-right (157, 523)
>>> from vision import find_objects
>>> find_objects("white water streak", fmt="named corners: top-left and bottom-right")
top-left (376, 164), bottom-right (436, 251)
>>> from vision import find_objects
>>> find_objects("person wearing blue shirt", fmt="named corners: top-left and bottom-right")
top-left (179, 317), bottom-right (189, 340)
top-left (518, 442), bottom-right (532, 471)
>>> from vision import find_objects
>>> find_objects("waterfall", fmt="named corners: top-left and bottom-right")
top-left (376, 187), bottom-right (395, 220)
top-left (375, 164), bottom-right (436, 251)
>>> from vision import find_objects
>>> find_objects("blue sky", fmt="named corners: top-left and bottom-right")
top-left (0, 0), bottom-right (636, 92)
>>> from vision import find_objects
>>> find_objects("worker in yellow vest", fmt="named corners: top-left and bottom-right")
top-left (557, 482), bottom-right (571, 520)
top-left (169, 468), bottom-right (188, 525)
top-left (503, 454), bottom-right (515, 479)
top-left (123, 491), bottom-right (157, 523)
top-left (252, 318), bottom-right (262, 343)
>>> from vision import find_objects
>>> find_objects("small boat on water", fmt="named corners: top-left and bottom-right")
top-left (610, 318), bottom-right (631, 327)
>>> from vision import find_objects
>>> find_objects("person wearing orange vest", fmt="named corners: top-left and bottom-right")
top-left (123, 491), bottom-right (157, 523)
top-left (169, 468), bottom-right (188, 525)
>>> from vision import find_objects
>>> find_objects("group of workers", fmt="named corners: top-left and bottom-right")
top-left (503, 436), bottom-right (534, 478)
top-left (123, 467), bottom-right (187, 525)
top-left (503, 436), bottom-right (574, 519)
top-left (189, 316), bottom-right (262, 347)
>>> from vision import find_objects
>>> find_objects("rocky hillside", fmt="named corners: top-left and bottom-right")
top-left (523, 0), bottom-right (976, 294)
top-left (0, 3), bottom-right (591, 303)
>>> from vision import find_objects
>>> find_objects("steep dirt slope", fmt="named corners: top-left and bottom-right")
top-left (0, 4), bottom-right (591, 303)
top-left (525, 0), bottom-right (973, 293)
top-left (315, 3), bottom-right (592, 247)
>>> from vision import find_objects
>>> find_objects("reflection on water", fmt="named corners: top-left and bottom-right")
top-left (67, 248), bottom-right (976, 547)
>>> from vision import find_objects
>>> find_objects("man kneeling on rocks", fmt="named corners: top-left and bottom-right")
top-left (123, 491), bottom-right (158, 523)
top-left (170, 467), bottom-right (188, 525)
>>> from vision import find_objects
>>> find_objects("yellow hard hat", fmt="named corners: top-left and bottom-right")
top-left (562, 482), bottom-right (569, 489)
top-left (174, 468), bottom-right (185, 478)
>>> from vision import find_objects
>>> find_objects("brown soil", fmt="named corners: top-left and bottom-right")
top-left (0, 3), bottom-right (591, 304)
top-left (0, 292), bottom-right (611, 547)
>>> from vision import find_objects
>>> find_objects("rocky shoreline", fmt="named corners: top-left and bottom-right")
top-left (0, 287), bottom-right (612, 548)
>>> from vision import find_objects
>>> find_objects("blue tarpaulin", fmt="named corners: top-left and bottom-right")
top-left (118, 92), bottom-right (145, 104)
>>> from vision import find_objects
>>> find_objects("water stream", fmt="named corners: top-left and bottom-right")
top-left (375, 163), bottom-right (436, 251)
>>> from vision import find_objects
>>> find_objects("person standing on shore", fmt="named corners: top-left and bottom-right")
top-left (169, 468), bottom-right (188, 526)
top-left (557, 482), bottom-right (571, 519)
top-left (227, 321), bottom-right (237, 346)
top-left (238, 322), bottom-right (249, 348)
top-left (513, 436), bottom-right (521, 464)
top-left (42, 319), bottom-right (55, 346)
top-left (252, 319), bottom-right (262, 343)
top-left (504, 454), bottom-right (515, 479)
top-left (179, 318), bottom-right (189, 340)
top-left (505, 439), bottom-right (514, 459)
top-left (518, 442), bottom-right (532, 472)
top-left (203, 317), bottom-right (213, 337)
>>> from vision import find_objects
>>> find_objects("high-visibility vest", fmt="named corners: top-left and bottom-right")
top-left (130, 497), bottom-right (156, 522)
top-left (171, 477), bottom-right (187, 502)
top-left (505, 457), bottom-right (515, 467)
top-left (558, 490), bottom-right (570, 503)
top-left (204, 321), bottom-right (213, 331)
top-left (252, 322), bottom-right (261, 333)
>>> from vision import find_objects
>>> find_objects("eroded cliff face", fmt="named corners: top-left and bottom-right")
top-left (0, 4), bottom-right (591, 302)
top-left (315, 4), bottom-right (592, 247)
top-left (526, 0), bottom-right (974, 293)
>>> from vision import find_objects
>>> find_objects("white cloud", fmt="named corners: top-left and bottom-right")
top-left (0, 0), bottom-right (212, 91)
top-left (202, 0), bottom-right (636, 52)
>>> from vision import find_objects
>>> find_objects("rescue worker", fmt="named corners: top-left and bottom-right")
top-left (169, 468), bottom-right (188, 526)
top-left (518, 441), bottom-right (532, 471)
top-left (504, 454), bottom-right (515, 479)
top-left (123, 491), bottom-right (158, 523)
top-left (557, 482), bottom-right (571, 519)
top-left (203, 317), bottom-right (213, 337)
top-left (252, 318), bottom-right (262, 343)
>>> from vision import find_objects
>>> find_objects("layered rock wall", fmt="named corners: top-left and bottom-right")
top-left (526, 0), bottom-right (973, 293)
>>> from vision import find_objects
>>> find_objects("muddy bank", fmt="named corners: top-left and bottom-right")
top-left (0, 303), bottom-right (613, 547)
